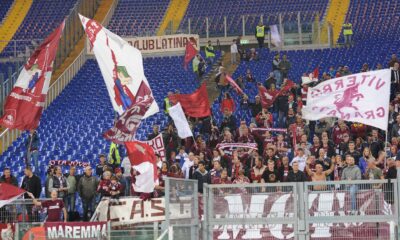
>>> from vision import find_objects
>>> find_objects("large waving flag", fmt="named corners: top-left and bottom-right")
top-left (169, 83), bottom-right (211, 117)
top-left (126, 141), bottom-right (158, 193)
top-left (79, 14), bottom-right (158, 118)
top-left (302, 69), bottom-right (391, 131)
top-left (103, 87), bottom-right (153, 144)
top-left (0, 21), bottom-right (65, 130)
top-left (0, 183), bottom-right (25, 208)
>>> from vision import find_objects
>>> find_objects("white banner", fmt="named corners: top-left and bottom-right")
top-left (80, 15), bottom-right (158, 118)
top-left (142, 133), bottom-right (166, 161)
top-left (169, 102), bottom-right (193, 138)
top-left (87, 34), bottom-right (200, 55)
top-left (302, 69), bottom-right (391, 131)
top-left (93, 197), bottom-right (193, 227)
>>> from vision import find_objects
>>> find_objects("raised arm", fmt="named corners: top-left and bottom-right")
top-left (324, 158), bottom-right (335, 176)
top-left (27, 192), bottom-right (41, 206)
top-left (305, 160), bottom-right (314, 177)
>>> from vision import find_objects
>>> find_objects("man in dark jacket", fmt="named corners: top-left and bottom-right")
top-left (0, 167), bottom-right (18, 186)
top-left (249, 95), bottom-right (262, 118)
top-left (286, 161), bottom-right (307, 182)
top-left (78, 166), bottom-right (99, 221)
top-left (193, 161), bottom-right (208, 193)
top-left (275, 92), bottom-right (289, 128)
top-left (21, 166), bottom-right (42, 222)
top-left (26, 129), bottom-right (40, 173)
top-left (220, 109), bottom-right (237, 132)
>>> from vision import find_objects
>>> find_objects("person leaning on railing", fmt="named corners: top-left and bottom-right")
top-left (341, 156), bottom-right (362, 215)
top-left (27, 191), bottom-right (67, 222)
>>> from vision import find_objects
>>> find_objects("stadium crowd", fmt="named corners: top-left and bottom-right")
top-left (1, 49), bottom-right (399, 222)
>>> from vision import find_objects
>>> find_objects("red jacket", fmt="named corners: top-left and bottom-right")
top-left (220, 98), bottom-right (236, 113)
top-left (97, 179), bottom-right (111, 196)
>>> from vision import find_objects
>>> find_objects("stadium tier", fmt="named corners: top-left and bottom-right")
top-left (0, 0), bottom-right (13, 23)
top-left (107, 0), bottom-right (170, 36)
top-left (179, 0), bottom-right (329, 37)
top-left (0, 0), bottom-right (77, 57)
top-left (0, 51), bottom-right (220, 183)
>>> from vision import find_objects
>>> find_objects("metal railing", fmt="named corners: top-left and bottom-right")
top-left (0, 198), bottom-right (57, 224)
top-left (5, 177), bottom-right (400, 239)
top-left (0, 0), bottom-right (119, 154)
top-left (165, 177), bottom-right (199, 240)
top-left (175, 12), bottom-right (331, 48)
top-left (202, 179), bottom-right (398, 240)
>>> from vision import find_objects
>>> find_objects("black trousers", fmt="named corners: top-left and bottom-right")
top-left (257, 37), bottom-right (265, 48)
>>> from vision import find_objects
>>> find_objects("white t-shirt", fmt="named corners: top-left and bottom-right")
top-left (182, 160), bottom-right (194, 179)
top-left (231, 43), bottom-right (238, 53)
top-left (121, 157), bottom-right (131, 178)
top-left (290, 155), bottom-right (307, 171)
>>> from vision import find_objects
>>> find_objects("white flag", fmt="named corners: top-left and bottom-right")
top-left (302, 69), bottom-right (391, 131)
top-left (79, 14), bottom-right (159, 118)
top-left (270, 25), bottom-right (281, 47)
top-left (169, 102), bottom-right (193, 138)
top-left (132, 162), bottom-right (155, 193)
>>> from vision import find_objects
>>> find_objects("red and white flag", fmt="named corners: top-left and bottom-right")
top-left (226, 75), bottom-right (244, 95)
top-left (302, 69), bottom-right (391, 130)
top-left (79, 15), bottom-right (158, 118)
top-left (142, 133), bottom-right (166, 161)
top-left (258, 80), bottom-right (295, 108)
top-left (0, 183), bottom-right (25, 208)
top-left (302, 67), bottom-right (319, 85)
top-left (0, 21), bottom-right (65, 130)
top-left (103, 86), bottom-right (153, 144)
top-left (126, 141), bottom-right (158, 193)
top-left (183, 38), bottom-right (198, 70)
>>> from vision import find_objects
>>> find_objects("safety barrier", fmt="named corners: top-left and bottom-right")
top-left (5, 178), bottom-right (400, 239)
top-left (0, 198), bottom-right (57, 224)
top-left (165, 177), bottom-right (199, 240)
top-left (202, 179), bottom-right (398, 240)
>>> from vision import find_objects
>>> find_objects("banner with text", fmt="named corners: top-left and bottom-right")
top-left (87, 34), bottom-right (200, 55)
top-left (92, 196), bottom-right (193, 228)
top-left (44, 222), bottom-right (108, 240)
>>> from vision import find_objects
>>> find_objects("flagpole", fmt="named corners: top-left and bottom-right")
top-left (384, 129), bottom-right (388, 169)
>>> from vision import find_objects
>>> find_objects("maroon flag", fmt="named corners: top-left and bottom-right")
top-left (226, 75), bottom-right (244, 95)
top-left (103, 81), bottom-right (153, 144)
top-left (0, 183), bottom-right (25, 208)
top-left (169, 83), bottom-right (211, 117)
top-left (0, 22), bottom-right (65, 130)
top-left (183, 38), bottom-right (198, 70)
